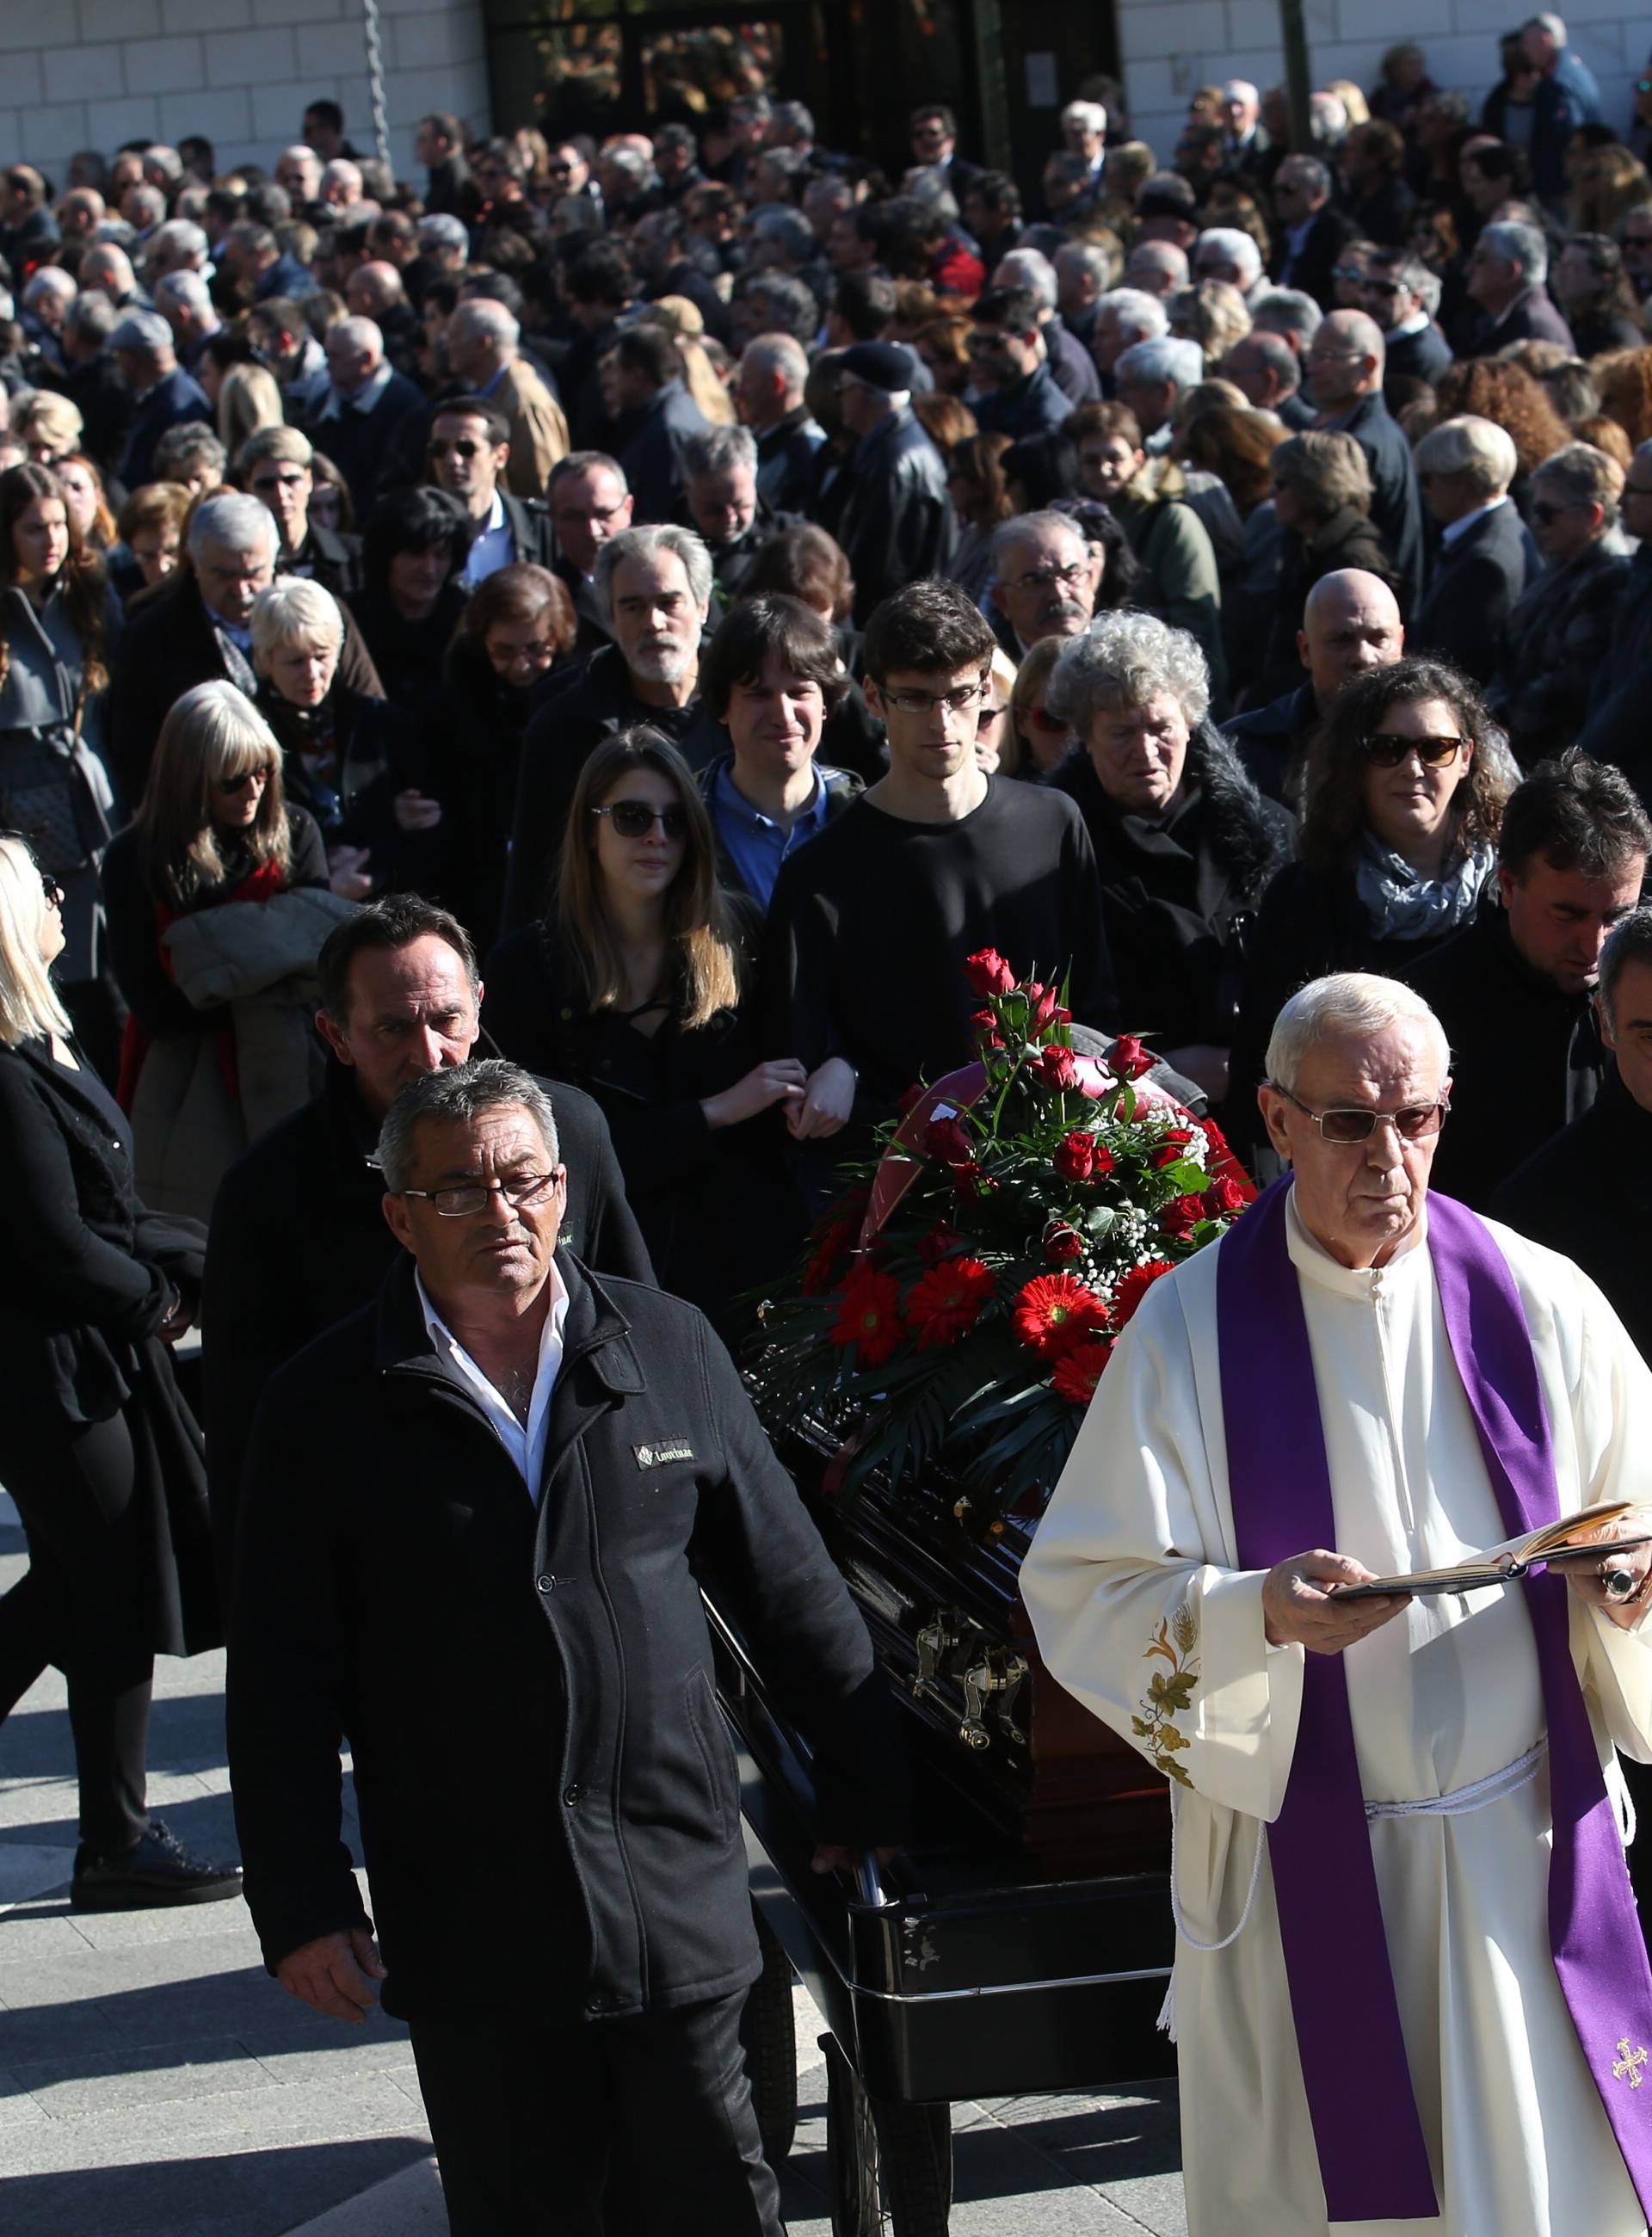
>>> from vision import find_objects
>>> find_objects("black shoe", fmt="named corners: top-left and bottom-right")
top-left (71, 1819), bottom-right (244, 1912)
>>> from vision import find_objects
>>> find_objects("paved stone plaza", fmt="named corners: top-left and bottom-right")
top-left (0, 1491), bottom-right (1187, 2234)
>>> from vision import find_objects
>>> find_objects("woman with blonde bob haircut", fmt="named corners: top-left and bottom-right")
top-left (482, 726), bottom-right (809, 1333)
top-left (0, 833), bottom-right (240, 1912)
top-left (102, 681), bottom-right (343, 1220)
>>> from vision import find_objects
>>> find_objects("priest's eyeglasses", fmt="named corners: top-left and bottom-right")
top-left (399, 1171), bottom-right (563, 1217)
top-left (1269, 1087), bottom-right (1450, 1143)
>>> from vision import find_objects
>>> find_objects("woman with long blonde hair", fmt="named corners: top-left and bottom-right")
top-left (0, 833), bottom-right (240, 1913)
top-left (102, 681), bottom-right (339, 1219)
top-left (482, 727), bottom-right (808, 1332)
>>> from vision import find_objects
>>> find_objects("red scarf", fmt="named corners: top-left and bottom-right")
top-left (116, 857), bottom-right (289, 1112)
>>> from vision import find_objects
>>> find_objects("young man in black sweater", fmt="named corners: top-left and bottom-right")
top-left (762, 578), bottom-right (1117, 1151)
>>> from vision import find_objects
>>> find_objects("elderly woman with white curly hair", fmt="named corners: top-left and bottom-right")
top-left (1047, 609), bottom-right (1294, 1105)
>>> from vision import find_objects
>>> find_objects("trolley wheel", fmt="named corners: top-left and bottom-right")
top-left (823, 2033), bottom-right (952, 2237)
top-left (743, 1903), bottom-right (798, 2165)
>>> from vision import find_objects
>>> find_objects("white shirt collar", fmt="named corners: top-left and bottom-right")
top-left (1389, 309), bottom-right (1430, 340)
top-left (416, 1261), bottom-right (570, 1501)
top-left (1441, 493), bottom-right (1508, 548)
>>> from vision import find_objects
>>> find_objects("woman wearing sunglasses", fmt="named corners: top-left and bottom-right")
top-left (482, 728), bottom-right (806, 1336)
top-left (1230, 656), bottom-right (1514, 1165)
top-left (0, 833), bottom-right (239, 1909)
top-left (0, 461), bottom-right (122, 1081)
top-left (102, 681), bottom-right (349, 1224)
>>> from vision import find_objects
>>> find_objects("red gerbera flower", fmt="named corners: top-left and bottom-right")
top-left (906, 1256), bottom-right (995, 1350)
top-left (802, 1218), bottom-right (856, 1295)
top-left (1013, 1273), bottom-right (1109, 1357)
top-left (1111, 1260), bottom-right (1176, 1328)
top-left (1051, 1338), bottom-right (1113, 1405)
top-left (829, 1269), bottom-right (904, 1365)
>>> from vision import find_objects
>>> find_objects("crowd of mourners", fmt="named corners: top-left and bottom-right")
top-left (6, 11), bottom-right (1652, 1907)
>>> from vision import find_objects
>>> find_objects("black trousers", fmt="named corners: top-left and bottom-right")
top-left (0, 1410), bottom-right (153, 1854)
top-left (408, 1987), bottom-right (784, 2237)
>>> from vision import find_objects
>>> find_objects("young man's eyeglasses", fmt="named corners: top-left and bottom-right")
top-left (592, 800), bottom-right (689, 838)
top-left (399, 1171), bottom-right (562, 1218)
top-left (250, 469), bottom-right (307, 495)
top-left (1360, 733), bottom-right (1464, 768)
top-left (1269, 1085), bottom-right (1450, 1143)
top-left (878, 679), bottom-right (985, 716)
top-left (428, 438), bottom-right (486, 462)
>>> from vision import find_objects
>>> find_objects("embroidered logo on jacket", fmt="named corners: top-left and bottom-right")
top-left (634, 1440), bottom-right (695, 1469)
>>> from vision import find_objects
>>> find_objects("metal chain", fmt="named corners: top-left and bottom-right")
top-left (361, 0), bottom-right (391, 169)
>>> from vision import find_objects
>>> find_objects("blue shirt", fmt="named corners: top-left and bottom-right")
top-left (462, 492), bottom-right (514, 586)
top-left (712, 761), bottom-right (835, 909)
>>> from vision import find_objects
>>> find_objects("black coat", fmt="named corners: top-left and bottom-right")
top-left (1230, 860), bottom-right (1472, 1163)
top-left (1052, 743), bottom-right (1295, 1052)
top-left (1409, 502), bottom-right (1532, 687)
top-left (755, 408), bottom-right (827, 517)
top-left (481, 921), bottom-right (803, 1331)
top-left (835, 405), bottom-right (956, 626)
top-left (349, 579), bottom-right (470, 715)
top-left (226, 1248), bottom-right (906, 2018)
top-left (1581, 547), bottom-right (1652, 793)
top-left (1329, 392), bottom-right (1425, 616)
top-left (0, 1038), bottom-right (216, 1655)
top-left (305, 370), bottom-right (426, 518)
top-left (287, 521), bottom-right (365, 602)
top-left (1384, 321), bottom-right (1453, 396)
top-left (108, 576), bottom-right (384, 804)
top-left (201, 1052), bottom-right (653, 1581)
top-left (1269, 205), bottom-right (1355, 311)
top-left (1222, 679), bottom-right (1319, 806)
top-left (502, 644), bottom-right (724, 934)
top-left (1404, 902), bottom-right (1610, 1210)
top-left (257, 683), bottom-right (441, 897)
top-left (55, 351), bottom-right (134, 484)
top-left (1467, 287), bottom-right (1576, 357)
top-left (616, 379), bottom-right (710, 527)
top-left (119, 366), bottom-right (212, 493)
top-left (973, 364), bottom-right (1073, 442)
top-left (1489, 1071), bottom-right (1652, 1361)
top-left (1259, 507), bottom-right (1397, 701)
top-left (1496, 544), bottom-right (1629, 767)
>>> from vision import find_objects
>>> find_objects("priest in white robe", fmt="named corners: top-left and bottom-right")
top-left (1020, 971), bottom-right (1652, 2237)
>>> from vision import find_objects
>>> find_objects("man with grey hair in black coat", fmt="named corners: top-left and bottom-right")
top-left (226, 1057), bottom-right (905, 2234)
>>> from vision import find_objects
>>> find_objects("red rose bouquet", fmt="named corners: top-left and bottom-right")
top-left (749, 958), bottom-right (1255, 1537)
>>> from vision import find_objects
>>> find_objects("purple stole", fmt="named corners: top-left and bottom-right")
top-left (1217, 1176), bottom-right (1652, 2223)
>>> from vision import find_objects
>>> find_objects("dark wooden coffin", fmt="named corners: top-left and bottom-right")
top-left (780, 1415), bottom-right (1170, 1876)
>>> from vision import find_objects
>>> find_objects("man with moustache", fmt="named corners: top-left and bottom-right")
top-left (502, 525), bottom-right (722, 931)
top-left (988, 509), bottom-right (1101, 656)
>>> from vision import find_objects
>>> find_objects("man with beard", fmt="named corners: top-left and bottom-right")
top-left (987, 509), bottom-right (1100, 656)
top-left (502, 525), bottom-right (720, 930)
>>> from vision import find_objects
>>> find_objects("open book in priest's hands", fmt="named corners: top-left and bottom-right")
top-left (1328, 1500), bottom-right (1652, 1599)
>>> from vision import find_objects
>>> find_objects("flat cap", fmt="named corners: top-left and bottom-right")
top-left (839, 341), bottom-right (912, 393)
top-left (109, 308), bottom-right (171, 352)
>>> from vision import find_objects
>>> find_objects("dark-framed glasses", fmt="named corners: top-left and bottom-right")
top-left (218, 765), bottom-right (274, 795)
top-left (400, 1170), bottom-right (562, 1219)
top-left (1360, 732), bottom-right (1465, 768)
top-left (250, 469), bottom-right (307, 495)
top-left (1008, 560), bottom-right (1088, 594)
top-left (428, 438), bottom-right (484, 462)
top-left (1528, 499), bottom-right (1584, 526)
top-left (878, 678), bottom-right (985, 716)
top-left (40, 871), bottom-right (64, 907)
top-left (593, 799), bottom-right (688, 838)
top-left (1270, 1085), bottom-right (1450, 1143)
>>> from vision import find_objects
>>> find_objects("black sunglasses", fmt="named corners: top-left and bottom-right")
top-left (428, 438), bottom-right (485, 461)
top-left (1361, 733), bottom-right (1465, 767)
top-left (593, 800), bottom-right (688, 839)
top-left (218, 766), bottom-right (274, 796)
